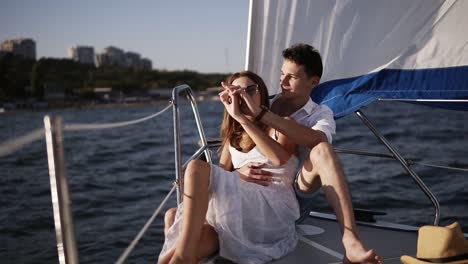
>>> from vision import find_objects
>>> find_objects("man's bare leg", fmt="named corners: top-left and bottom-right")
top-left (298, 142), bottom-right (382, 264)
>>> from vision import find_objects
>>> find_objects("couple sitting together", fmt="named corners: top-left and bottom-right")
top-left (158, 44), bottom-right (383, 264)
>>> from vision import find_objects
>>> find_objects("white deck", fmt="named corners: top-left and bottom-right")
top-left (212, 211), bottom-right (418, 264)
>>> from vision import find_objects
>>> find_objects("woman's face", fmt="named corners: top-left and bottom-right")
top-left (231, 76), bottom-right (262, 113)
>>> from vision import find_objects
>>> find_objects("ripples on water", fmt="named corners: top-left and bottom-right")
top-left (1, 100), bottom-right (467, 263)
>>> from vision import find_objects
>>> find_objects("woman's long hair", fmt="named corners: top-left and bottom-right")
top-left (220, 71), bottom-right (270, 152)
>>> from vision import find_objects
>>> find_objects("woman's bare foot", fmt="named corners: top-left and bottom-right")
top-left (164, 208), bottom-right (177, 236)
top-left (342, 234), bottom-right (383, 264)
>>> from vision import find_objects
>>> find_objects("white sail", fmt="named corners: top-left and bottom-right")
top-left (245, 0), bottom-right (468, 95)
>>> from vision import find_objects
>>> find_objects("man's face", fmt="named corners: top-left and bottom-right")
top-left (280, 59), bottom-right (319, 100)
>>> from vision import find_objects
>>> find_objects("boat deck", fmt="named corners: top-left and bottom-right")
top-left (212, 211), bottom-right (418, 264)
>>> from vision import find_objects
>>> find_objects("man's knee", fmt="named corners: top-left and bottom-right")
top-left (309, 142), bottom-right (335, 163)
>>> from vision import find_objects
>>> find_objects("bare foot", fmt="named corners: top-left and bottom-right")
top-left (342, 235), bottom-right (383, 264)
top-left (164, 207), bottom-right (177, 236)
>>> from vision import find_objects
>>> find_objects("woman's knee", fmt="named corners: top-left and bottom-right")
top-left (186, 159), bottom-right (208, 175)
top-left (185, 159), bottom-right (211, 185)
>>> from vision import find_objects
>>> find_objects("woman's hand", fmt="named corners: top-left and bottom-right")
top-left (219, 89), bottom-right (248, 123)
top-left (221, 82), bottom-right (261, 118)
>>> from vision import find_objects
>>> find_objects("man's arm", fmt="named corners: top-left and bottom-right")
top-left (224, 84), bottom-right (329, 149)
top-left (219, 132), bottom-right (273, 186)
top-left (259, 110), bottom-right (328, 149)
top-left (234, 112), bottom-right (328, 185)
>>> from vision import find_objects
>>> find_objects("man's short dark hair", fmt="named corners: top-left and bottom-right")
top-left (282, 43), bottom-right (323, 78)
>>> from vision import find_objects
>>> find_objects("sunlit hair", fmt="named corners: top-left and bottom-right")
top-left (282, 43), bottom-right (323, 78)
top-left (220, 71), bottom-right (270, 152)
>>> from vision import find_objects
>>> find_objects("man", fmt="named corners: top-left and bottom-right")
top-left (227, 43), bottom-right (383, 264)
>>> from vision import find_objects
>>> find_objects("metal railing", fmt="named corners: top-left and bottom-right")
top-left (0, 84), bottom-right (211, 264)
top-left (41, 102), bottom-right (176, 264)
top-left (354, 110), bottom-right (441, 225)
top-left (44, 116), bottom-right (79, 264)
top-left (43, 103), bottom-right (176, 264)
top-left (172, 85), bottom-right (212, 205)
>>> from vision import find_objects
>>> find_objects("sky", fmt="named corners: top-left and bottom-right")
top-left (0, 0), bottom-right (249, 73)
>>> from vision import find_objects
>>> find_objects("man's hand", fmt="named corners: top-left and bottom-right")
top-left (236, 162), bottom-right (273, 186)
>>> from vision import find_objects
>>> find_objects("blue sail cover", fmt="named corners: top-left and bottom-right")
top-left (246, 0), bottom-right (468, 118)
top-left (312, 66), bottom-right (468, 118)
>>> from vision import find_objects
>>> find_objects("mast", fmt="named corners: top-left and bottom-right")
top-left (244, 0), bottom-right (255, 71)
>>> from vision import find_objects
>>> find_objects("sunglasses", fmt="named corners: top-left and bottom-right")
top-left (243, 84), bottom-right (259, 96)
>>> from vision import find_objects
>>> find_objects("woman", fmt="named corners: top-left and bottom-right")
top-left (159, 71), bottom-right (300, 264)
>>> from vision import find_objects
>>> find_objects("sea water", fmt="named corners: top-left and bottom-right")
top-left (1, 100), bottom-right (467, 263)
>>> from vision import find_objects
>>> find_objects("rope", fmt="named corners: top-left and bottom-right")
top-left (0, 103), bottom-right (172, 158)
top-left (411, 161), bottom-right (468, 172)
top-left (116, 183), bottom-right (177, 264)
top-left (337, 149), bottom-right (468, 173)
top-left (64, 103), bottom-right (172, 131)
top-left (0, 128), bottom-right (44, 157)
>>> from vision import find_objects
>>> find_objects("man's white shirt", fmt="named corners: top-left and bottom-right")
top-left (272, 96), bottom-right (336, 169)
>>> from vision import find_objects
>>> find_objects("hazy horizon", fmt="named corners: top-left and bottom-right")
top-left (0, 0), bottom-right (249, 74)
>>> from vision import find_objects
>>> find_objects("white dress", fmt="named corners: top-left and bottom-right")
top-left (158, 142), bottom-right (300, 264)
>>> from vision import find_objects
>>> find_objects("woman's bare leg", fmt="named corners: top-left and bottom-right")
top-left (196, 224), bottom-right (219, 260)
top-left (159, 223), bottom-right (219, 264)
top-left (169, 160), bottom-right (211, 264)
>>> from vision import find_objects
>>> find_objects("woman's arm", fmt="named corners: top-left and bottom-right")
top-left (219, 142), bottom-right (233, 171)
top-left (240, 117), bottom-right (295, 166)
top-left (220, 90), bottom-right (295, 166)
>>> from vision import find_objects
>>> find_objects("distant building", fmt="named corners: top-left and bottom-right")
top-left (140, 58), bottom-right (152, 70)
top-left (0, 38), bottom-right (36, 60)
top-left (69, 46), bottom-right (95, 65)
top-left (96, 46), bottom-right (125, 67)
top-left (96, 46), bottom-right (152, 70)
top-left (124, 51), bottom-right (141, 67)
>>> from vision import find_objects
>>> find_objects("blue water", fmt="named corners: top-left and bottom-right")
top-left (1, 100), bottom-right (467, 263)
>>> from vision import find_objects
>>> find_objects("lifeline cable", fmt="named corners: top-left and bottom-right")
top-left (115, 183), bottom-right (177, 264)
top-left (0, 103), bottom-right (172, 158)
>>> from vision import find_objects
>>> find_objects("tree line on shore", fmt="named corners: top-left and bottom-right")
top-left (0, 53), bottom-right (229, 101)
